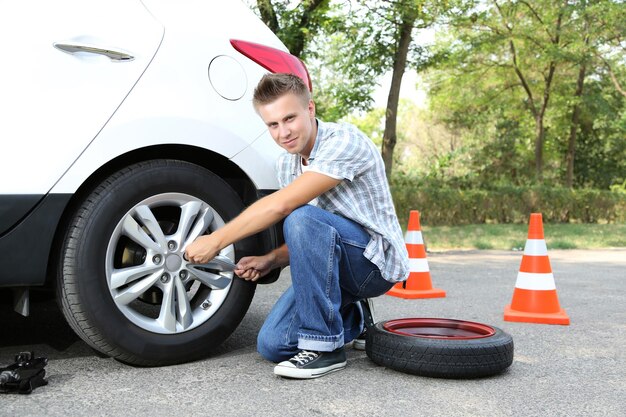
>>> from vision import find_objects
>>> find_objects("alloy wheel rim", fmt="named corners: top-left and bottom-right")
top-left (105, 192), bottom-right (234, 334)
top-left (383, 318), bottom-right (496, 340)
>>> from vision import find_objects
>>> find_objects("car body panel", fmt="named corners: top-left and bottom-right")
top-left (0, 0), bottom-right (289, 293)
top-left (0, 0), bottom-right (163, 196)
top-left (50, 0), bottom-right (285, 194)
top-left (0, 195), bottom-right (42, 234)
top-left (0, 194), bottom-right (70, 286)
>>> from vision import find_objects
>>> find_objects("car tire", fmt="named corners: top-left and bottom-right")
top-left (366, 318), bottom-right (514, 378)
top-left (57, 160), bottom-right (258, 366)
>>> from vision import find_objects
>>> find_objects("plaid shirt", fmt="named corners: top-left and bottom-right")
top-left (276, 119), bottom-right (409, 283)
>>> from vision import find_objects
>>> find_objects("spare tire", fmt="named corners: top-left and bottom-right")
top-left (366, 318), bottom-right (514, 378)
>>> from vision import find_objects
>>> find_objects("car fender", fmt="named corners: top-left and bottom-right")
top-left (49, 116), bottom-right (279, 194)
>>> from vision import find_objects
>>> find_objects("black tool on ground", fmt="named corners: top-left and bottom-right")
top-left (0, 352), bottom-right (48, 394)
top-left (359, 299), bottom-right (375, 329)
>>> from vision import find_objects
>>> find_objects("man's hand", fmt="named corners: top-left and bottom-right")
top-left (182, 172), bottom-right (338, 269)
top-left (184, 234), bottom-right (221, 264)
top-left (235, 254), bottom-right (276, 282)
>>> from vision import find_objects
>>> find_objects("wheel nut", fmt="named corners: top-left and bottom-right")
top-left (201, 300), bottom-right (212, 310)
top-left (179, 270), bottom-right (188, 280)
top-left (168, 241), bottom-right (177, 251)
top-left (160, 273), bottom-right (170, 283)
top-left (153, 255), bottom-right (162, 264)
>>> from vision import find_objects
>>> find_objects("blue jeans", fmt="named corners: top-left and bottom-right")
top-left (257, 205), bottom-right (394, 362)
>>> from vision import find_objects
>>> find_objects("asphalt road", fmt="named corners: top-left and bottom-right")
top-left (1, 249), bottom-right (625, 417)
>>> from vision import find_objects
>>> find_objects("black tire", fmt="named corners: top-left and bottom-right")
top-left (57, 160), bottom-right (258, 366)
top-left (366, 318), bottom-right (514, 378)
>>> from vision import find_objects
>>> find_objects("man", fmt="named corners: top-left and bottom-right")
top-left (185, 73), bottom-right (409, 379)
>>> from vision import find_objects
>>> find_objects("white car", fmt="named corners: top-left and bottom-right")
top-left (0, 0), bottom-right (310, 366)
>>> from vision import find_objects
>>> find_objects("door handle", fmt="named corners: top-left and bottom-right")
top-left (53, 42), bottom-right (134, 61)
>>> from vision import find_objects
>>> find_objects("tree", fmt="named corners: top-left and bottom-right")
top-left (594, 1), bottom-right (626, 99)
top-left (564, 2), bottom-right (591, 187)
top-left (486, 0), bottom-right (568, 182)
top-left (255, 0), bottom-right (332, 58)
top-left (305, 12), bottom-right (390, 120)
top-left (562, 1), bottom-right (626, 187)
top-left (249, 1), bottom-right (387, 120)
top-left (380, 3), bottom-right (420, 177)
top-left (426, 0), bottom-right (625, 187)
top-left (362, 0), bottom-right (443, 177)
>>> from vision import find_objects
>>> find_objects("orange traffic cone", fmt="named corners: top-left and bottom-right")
top-left (387, 210), bottom-right (446, 299)
top-left (504, 213), bottom-right (569, 325)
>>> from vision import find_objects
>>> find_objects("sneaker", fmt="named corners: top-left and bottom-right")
top-left (274, 348), bottom-right (347, 379)
top-left (353, 298), bottom-right (376, 351)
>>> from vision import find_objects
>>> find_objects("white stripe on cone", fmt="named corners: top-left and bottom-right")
top-left (524, 239), bottom-right (548, 256)
top-left (409, 258), bottom-right (429, 273)
top-left (405, 231), bottom-right (424, 244)
top-left (514, 271), bottom-right (556, 290)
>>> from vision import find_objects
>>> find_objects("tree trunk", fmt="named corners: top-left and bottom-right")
top-left (533, 1), bottom-right (564, 182)
top-left (257, 0), bottom-right (279, 33)
top-left (534, 117), bottom-right (545, 182)
top-left (382, 16), bottom-right (416, 178)
top-left (534, 62), bottom-right (556, 183)
top-left (290, 0), bottom-right (328, 58)
top-left (605, 60), bottom-right (626, 98)
top-left (565, 63), bottom-right (587, 187)
top-left (505, 3), bottom-right (564, 183)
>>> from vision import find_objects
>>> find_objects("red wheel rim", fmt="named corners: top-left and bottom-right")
top-left (383, 318), bottom-right (496, 340)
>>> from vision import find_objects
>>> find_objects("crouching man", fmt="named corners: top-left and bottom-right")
top-left (186, 73), bottom-right (409, 379)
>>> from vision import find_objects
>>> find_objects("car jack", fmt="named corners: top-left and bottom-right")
top-left (0, 352), bottom-right (48, 394)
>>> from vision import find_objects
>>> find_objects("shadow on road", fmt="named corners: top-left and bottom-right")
top-left (0, 288), bottom-right (265, 366)
top-left (0, 289), bottom-right (84, 358)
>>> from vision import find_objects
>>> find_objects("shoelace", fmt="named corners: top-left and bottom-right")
top-left (290, 350), bottom-right (319, 365)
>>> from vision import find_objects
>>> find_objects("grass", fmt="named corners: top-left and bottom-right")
top-left (419, 223), bottom-right (626, 251)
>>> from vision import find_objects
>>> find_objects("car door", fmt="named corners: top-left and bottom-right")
top-left (0, 0), bottom-right (163, 232)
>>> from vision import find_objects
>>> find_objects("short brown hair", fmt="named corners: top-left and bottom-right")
top-left (253, 73), bottom-right (310, 109)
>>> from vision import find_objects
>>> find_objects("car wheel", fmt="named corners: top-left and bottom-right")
top-left (366, 318), bottom-right (514, 378)
top-left (57, 160), bottom-right (257, 366)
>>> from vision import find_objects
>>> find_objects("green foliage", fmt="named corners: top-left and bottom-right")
top-left (344, 108), bottom-right (385, 146)
top-left (252, 0), bottom-right (335, 58)
top-left (424, 0), bottom-right (626, 188)
top-left (610, 179), bottom-right (626, 195)
top-left (568, 78), bottom-right (626, 189)
top-left (248, 1), bottom-right (380, 120)
top-left (306, 0), bottom-right (443, 120)
top-left (390, 173), bottom-right (626, 226)
top-left (307, 25), bottom-right (385, 120)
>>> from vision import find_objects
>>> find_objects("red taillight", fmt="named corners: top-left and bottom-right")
top-left (230, 39), bottom-right (312, 92)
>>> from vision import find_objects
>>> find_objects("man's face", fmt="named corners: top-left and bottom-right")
top-left (257, 92), bottom-right (316, 158)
